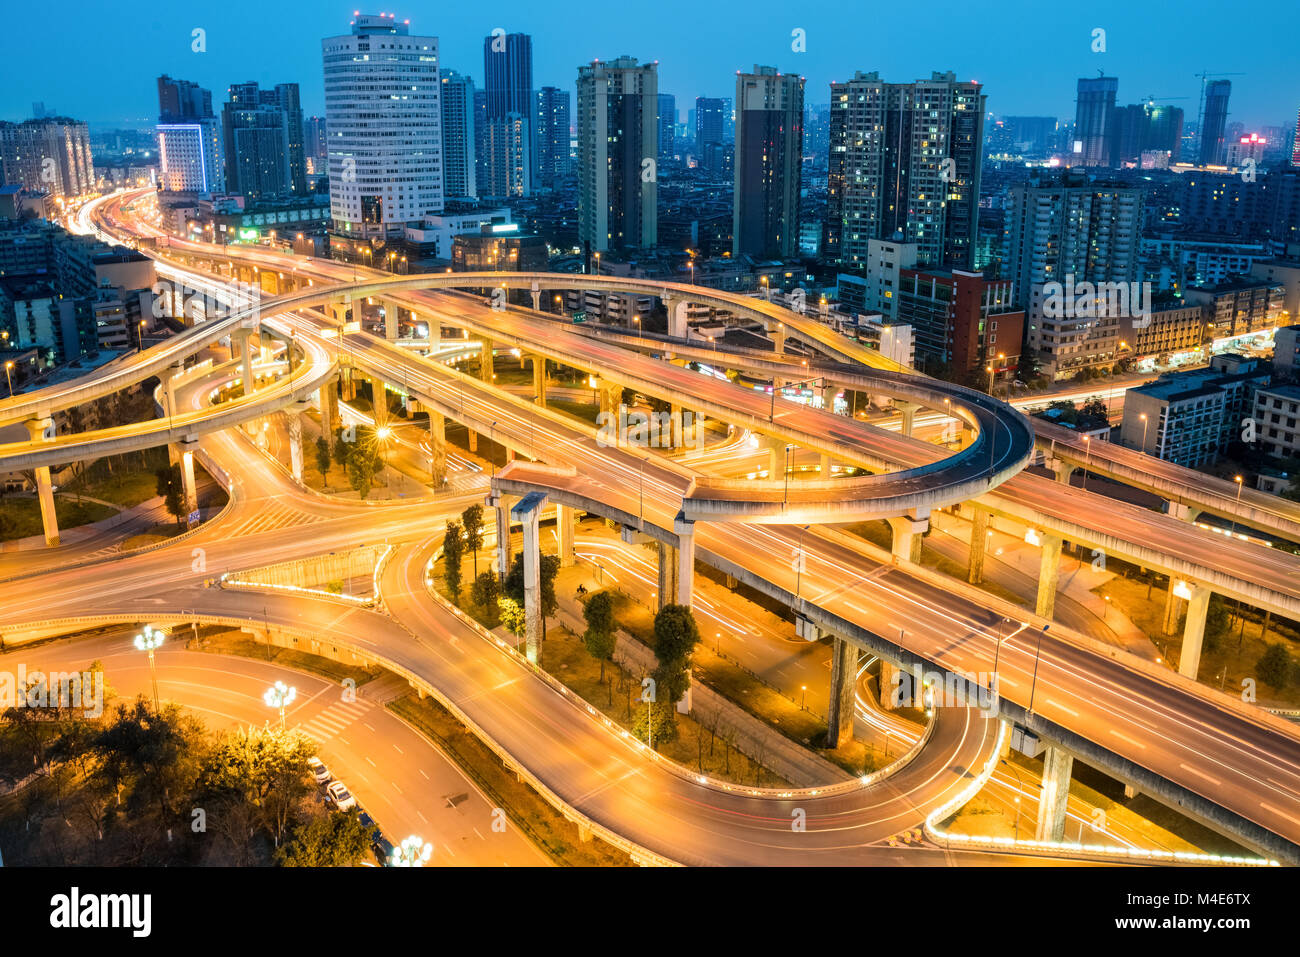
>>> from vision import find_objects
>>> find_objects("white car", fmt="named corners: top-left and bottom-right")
top-left (326, 780), bottom-right (357, 811)
top-left (307, 756), bottom-right (331, 786)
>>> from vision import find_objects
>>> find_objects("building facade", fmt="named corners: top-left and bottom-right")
top-left (440, 70), bottom-right (478, 200)
top-left (732, 66), bottom-right (803, 259)
top-left (0, 118), bottom-right (95, 200)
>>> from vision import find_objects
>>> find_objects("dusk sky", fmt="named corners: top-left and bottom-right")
top-left (7, 0), bottom-right (1298, 129)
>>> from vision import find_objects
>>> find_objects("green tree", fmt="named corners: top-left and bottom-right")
top-left (345, 445), bottom-right (376, 500)
top-left (315, 436), bottom-right (332, 488)
top-left (504, 552), bottom-right (559, 637)
top-left (632, 698), bottom-right (677, 747)
top-left (1257, 642), bottom-right (1293, 689)
top-left (498, 596), bottom-right (525, 636)
top-left (462, 504), bottom-right (484, 577)
top-left (154, 463), bottom-right (186, 527)
top-left (443, 520), bottom-right (465, 604)
top-left (199, 725), bottom-right (316, 848)
top-left (92, 697), bottom-right (207, 826)
top-left (332, 427), bottom-right (351, 469)
top-left (470, 571), bottom-right (501, 627)
top-left (275, 807), bottom-right (376, 867)
top-left (651, 603), bottom-right (702, 706)
top-left (582, 590), bottom-right (617, 681)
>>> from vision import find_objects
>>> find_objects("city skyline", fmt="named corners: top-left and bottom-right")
top-left (6, 0), bottom-right (1298, 129)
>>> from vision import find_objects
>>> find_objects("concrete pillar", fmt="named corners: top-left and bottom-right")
top-left (515, 494), bottom-right (546, 664)
top-left (532, 355), bottom-right (546, 405)
top-left (468, 429), bottom-right (478, 454)
top-left (887, 509), bottom-right (929, 564)
top-left (530, 288), bottom-right (541, 312)
top-left (1035, 533), bottom-right (1063, 620)
top-left (491, 493), bottom-right (515, 580)
top-left (766, 437), bottom-right (786, 479)
top-left (1034, 745), bottom-right (1074, 843)
top-left (428, 411), bottom-right (447, 486)
top-left (319, 383), bottom-right (338, 450)
top-left (673, 515), bottom-right (694, 608)
top-left (968, 507), bottom-right (989, 584)
top-left (664, 295), bottom-right (688, 339)
top-left (287, 410), bottom-right (304, 483)
top-left (383, 299), bottom-right (400, 340)
top-left (557, 504), bottom-right (575, 567)
top-left (1053, 462), bottom-right (1075, 486)
top-left (234, 328), bottom-right (256, 394)
top-left (897, 401), bottom-right (918, 438)
top-left (1162, 578), bottom-right (1182, 637)
top-left (657, 541), bottom-right (678, 611)
top-left (1178, 584), bottom-right (1212, 679)
top-left (819, 452), bottom-right (832, 477)
top-left (480, 337), bottom-right (494, 381)
top-left (178, 438), bottom-right (199, 522)
top-left (878, 659), bottom-right (899, 712)
top-left (1167, 502), bottom-right (1198, 522)
top-left (827, 636), bottom-right (858, 748)
top-left (429, 317), bottom-right (441, 349)
top-left (24, 417), bottom-right (59, 546)
top-left (771, 324), bottom-right (786, 354)
top-left (598, 383), bottom-right (622, 419)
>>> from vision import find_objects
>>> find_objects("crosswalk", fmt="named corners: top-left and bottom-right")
top-left (221, 502), bottom-right (321, 539)
top-left (295, 697), bottom-right (372, 744)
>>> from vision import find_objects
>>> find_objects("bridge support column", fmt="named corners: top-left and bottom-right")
top-left (286, 409), bottom-right (304, 483)
top-left (887, 509), bottom-right (929, 564)
top-left (967, 507), bottom-right (989, 584)
top-left (770, 324), bottom-right (786, 354)
top-left (383, 300), bottom-right (399, 340)
top-left (1162, 577), bottom-right (1182, 636)
top-left (597, 382), bottom-right (622, 419)
top-left (1034, 745), bottom-right (1074, 843)
top-left (765, 437), bottom-right (786, 479)
top-left (557, 504), bottom-right (575, 567)
top-left (1177, 584), bottom-right (1212, 679)
top-left (234, 328), bottom-right (256, 394)
top-left (531, 355), bottom-right (546, 406)
top-left (897, 401), bottom-right (918, 438)
top-left (319, 383), bottom-right (338, 450)
top-left (480, 337), bottom-right (494, 381)
top-left (663, 295), bottom-right (689, 339)
top-left (178, 437), bottom-right (199, 521)
top-left (819, 452), bottom-right (832, 477)
top-left (428, 316), bottom-right (440, 349)
top-left (515, 494), bottom-right (546, 664)
top-left (673, 515), bottom-right (694, 608)
top-left (1166, 502), bottom-right (1199, 522)
top-left (827, 636), bottom-right (859, 748)
top-left (878, 659), bottom-right (899, 711)
top-left (657, 541), bottom-right (678, 611)
top-left (428, 411), bottom-right (446, 486)
top-left (1035, 533), bottom-right (1063, 620)
top-left (1052, 461), bottom-right (1076, 486)
top-left (490, 492), bottom-right (515, 581)
top-left (530, 288), bottom-right (541, 312)
top-left (467, 429), bottom-right (478, 454)
top-left (24, 417), bottom-right (59, 546)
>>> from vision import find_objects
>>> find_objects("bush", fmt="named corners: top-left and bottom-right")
top-left (1257, 643), bottom-right (1293, 689)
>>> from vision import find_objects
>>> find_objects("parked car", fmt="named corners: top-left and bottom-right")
top-left (326, 780), bottom-right (357, 811)
top-left (307, 756), bottom-right (331, 786)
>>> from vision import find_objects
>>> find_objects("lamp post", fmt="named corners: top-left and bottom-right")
top-left (1139, 412), bottom-right (1148, 453)
top-left (783, 444), bottom-right (793, 507)
top-left (1231, 475), bottom-right (1243, 537)
top-left (133, 624), bottom-right (165, 711)
top-left (264, 680), bottom-right (296, 729)
top-left (990, 616), bottom-right (1011, 694)
top-left (390, 835), bottom-right (433, 867)
top-left (4, 360), bottom-right (13, 398)
top-left (136, 319), bottom-right (146, 352)
top-left (1081, 435), bottom-right (1092, 492)
top-left (1027, 625), bottom-right (1050, 715)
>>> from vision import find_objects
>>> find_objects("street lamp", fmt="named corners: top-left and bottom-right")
top-left (263, 680), bottom-right (296, 728)
top-left (1231, 475), bottom-right (1243, 537)
top-left (1139, 412), bottom-right (1148, 452)
top-left (133, 624), bottom-right (165, 711)
top-left (990, 616), bottom-right (1011, 695)
top-left (1081, 435), bottom-right (1092, 492)
top-left (1027, 625), bottom-right (1051, 715)
top-left (4, 360), bottom-right (13, 398)
top-left (783, 444), bottom-right (793, 507)
top-left (136, 319), bottom-right (147, 352)
top-left (390, 835), bottom-right (433, 867)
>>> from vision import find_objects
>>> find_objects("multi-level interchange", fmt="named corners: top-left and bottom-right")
top-left (3, 189), bottom-right (1300, 866)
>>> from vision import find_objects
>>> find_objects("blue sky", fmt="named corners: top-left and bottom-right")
top-left (8, 0), bottom-right (1298, 129)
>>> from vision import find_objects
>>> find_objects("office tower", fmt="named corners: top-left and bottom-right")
top-left (155, 74), bottom-right (222, 193)
top-left (483, 32), bottom-right (533, 195)
top-left (535, 85), bottom-right (570, 189)
top-left (733, 66), bottom-right (804, 259)
top-left (577, 57), bottom-right (657, 253)
top-left (321, 12), bottom-right (443, 243)
top-left (1198, 79), bottom-right (1232, 166)
top-left (441, 70), bottom-right (477, 199)
top-left (1073, 76), bottom-right (1118, 167)
top-left (222, 81), bottom-right (307, 201)
top-left (695, 97), bottom-right (724, 150)
top-left (1003, 170), bottom-right (1142, 379)
top-left (304, 116), bottom-right (328, 161)
top-left (0, 118), bottom-right (95, 199)
top-left (826, 71), bottom-right (984, 271)
top-left (657, 93), bottom-right (676, 162)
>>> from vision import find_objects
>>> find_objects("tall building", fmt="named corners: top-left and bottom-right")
top-left (483, 32), bottom-right (533, 195)
top-left (1003, 170), bottom-right (1143, 379)
top-left (0, 118), bottom-right (95, 199)
top-left (732, 66), bottom-right (804, 259)
top-left (483, 114), bottom-right (530, 199)
top-left (222, 82), bottom-right (307, 201)
top-left (577, 57), bottom-right (657, 254)
top-left (440, 71), bottom-right (477, 199)
top-left (1293, 106), bottom-right (1300, 166)
top-left (657, 93), bottom-right (676, 163)
top-left (1073, 76), bottom-right (1118, 167)
top-left (321, 13), bottom-right (443, 246)
top-left (895, 268), bottom-right (1023, 381)
top-left (1109, 100), bottom-right (1183, 167)
top-left (1197, 80), bottom-right (1232, 167)
top-left (304, 116), bottom-right (327, 161)
top-left (535, 86), bottom-right (570, 189)
top-left (825, 71), bottom-right (984, 271)
top-left (695, 97), bottom-right (725, 151)
top-left (155, 75), bottom-right (222, 193)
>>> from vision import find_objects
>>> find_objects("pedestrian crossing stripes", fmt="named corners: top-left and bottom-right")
top-left (222, 503), bottom-right (321, 539)
top-left (296, 698), bottom-right (372, 743)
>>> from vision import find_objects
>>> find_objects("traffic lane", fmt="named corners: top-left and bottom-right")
top-left (5, 631), bottom-right (547, 866)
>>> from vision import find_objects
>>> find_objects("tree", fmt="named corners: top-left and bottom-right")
top-left (582, 590), bottom-right (617, 681)
top-left (1257, 642), bottom-right (1293, 689)
top-left (470, 571), bottom-right (501, 627)
top-left (345, 445), bottom-right (376, 500)
top-left (315, 437), bottom-right (332, 488)
top-left (332, 427), bottom-right (351, 469)
top-left (504, 552), bottom-right (559, 637)
top-left (275, 807), bottom-right (376, 867)
top-left (155, 463), bottom-right (185, 527)
top-left (651, 603), bottom-right (702, 706)
top-left (443, 520), bottom-right (465, 604)
top-left (498, 596), bottom-right (525, 636)
top-left (91, 697), bottom-right (207, 826)
top-left (198, 725), bottom-right (315, 848)
top-left (462, 504), bottom-right (484, 577)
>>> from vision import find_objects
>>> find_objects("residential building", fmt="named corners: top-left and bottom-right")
top-left (483, 31), bottom-right (534, 194)
top-left (440, 71), bottom-right (478, 200)
top-left (1197, 79), bottom-right (1232, 167)
top-left (1253, 383), bottom-right (1300, 460)
top-left (657, 93), bottom-right (676, 163)
top-left (535, 86), bottom-right (570, 189)
top-left (1184, 278), bottom-right (1285, 343)
top-left (156, 75), bottom-right (222, 194)
top-left (0, 118), bottom-right (95, 200)
top-left (894, 267), bottom-right (1023, 382)
top-left (732, 66), bottom-right (804, 259)
top-left (1073, 76), bottom-right (1118, 167)
top-left (222, 81), bottom-right (307, 201)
